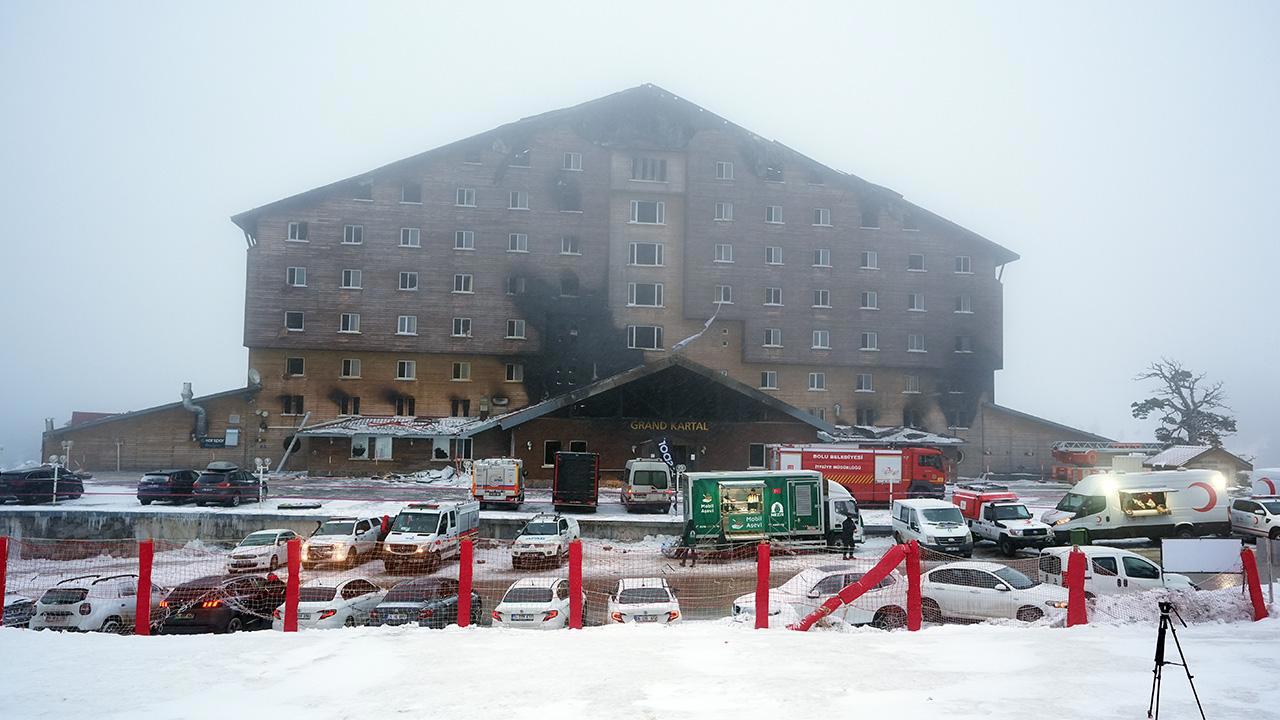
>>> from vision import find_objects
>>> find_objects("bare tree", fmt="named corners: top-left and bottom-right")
top-left (1131, 358), bottom-right (1236, 446)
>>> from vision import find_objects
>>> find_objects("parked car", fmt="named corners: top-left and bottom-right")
top-left (367, 577), bottom-right (481, 629)
top-left (492, 578), bottom-right (577, 629)
top-left (192, 462), bottom-right (266, 507)
top-left (1037, 546), bottom-right (1195, 598)
top-left (1230, 496), bottom-right (1280, 540)
top-left (226, 529), bottom-right (298, 573)
top-left (136, 469), bottom-right (199, 505)
top-left (3, 594), bottom-right (37, 628)
top-left (383, 501), bottom-right (480, 574)
top-left (0, 465), bottom-right (85, 504)
top-left (731, 564), bottom-right (907, 629)
top-left (922, 561), bottom-right (1068, 623)
top-left (271, 578), bottom-right (386, 630)
top-left (891, 499), bottom-right (974, 557)
top-left (511, 514), bottom-right (580, 569)
top-left (30, 574), bottom-right (168, 633)
top-left (303, 516), bottom-right (383, 569)
top-left (606, 578), bottom-right (681, 624)
top-left (158, 574), bottom-right (285, 634)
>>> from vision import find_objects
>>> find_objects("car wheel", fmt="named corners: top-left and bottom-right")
top-left (427, 554), bottom-right (442, 574)
top-left (998, 536), bottom-right (1017, 557)
top-left (225, 617), bottom-right (243, 633)
top-left (269, 555), bottom-right (280, 572)
top-left (1016, 605), bottom-right (1044, 622)
top-left (1084, 592), bottom-right (1097, 604)
top-left (1270, 528), bottom-right (1280, 541)
top-left (139, 499), bottom-right (152, 506)
top-left (101, 616), bottom-right (123, 634)
top-left (893, 532), bottom-right (903, 544)
top-left (1175, 525), bottom-right (1195, 539)
top-left (229, 493), bottom-right (242, 508)
top-left (344, 615), bottom-right (356, 628)
top-left (921, 598), bottom-right (942, 623)
top-left (346, 548), bottom-right (358, 569)
top-left (871, 606), bottom-right (906, 630)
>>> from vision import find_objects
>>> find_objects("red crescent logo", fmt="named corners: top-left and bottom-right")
top-left (1189, 481), bottom-right (1217, 512)
top-left (1262, 477), bottom-right (1276, 495)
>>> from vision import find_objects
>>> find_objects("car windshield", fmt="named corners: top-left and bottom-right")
top-left (197, 472), bottom-right (229, 482)
top-left (921, 507), bottom-right (964, 524)
top-left (1261, 500), bottom-right (1280, 514)
top-left (993, 505), bottom-right (1032, 520)
top-left (1056, 493), bottom-right (1088, 512)
top-left (504, 587), bottom-right (553, 603)
top-left (993, 567), bottom-right (1037, 590)
top-left (299, 587), bottom-right (337, 602)
top-left (386, 582), bottom-right (449, 602)
top-left (618, 588), bottom-right (670, 604)
top-left (524, 522), bottom-right (558, 536)
top-left (41, 588), bottom-right (89, 604)
top-left (394, 512), bottom-right (440, 533)
top-left (919, 454), bottom-right (944, 470)
top-left (631, 470), bottom-right (668, 489)
top-left (239, 533), bottom-right (277, 547)
top-left (142, 474), bottom-right (171, 482)
top-left (315, 521), bottom-right (355, 536)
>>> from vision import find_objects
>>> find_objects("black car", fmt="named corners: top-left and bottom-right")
top-left (158, 574), bottom-right (286, 634)
top-left (137, 469), bottom-right (199, 505)
top-left (367, 578), bottom-right (482, 629)
top-left (192, 462), bottom-right (267, 507)
top-left (3, 594), bottom-right (36, 628)
top-left (0, 465), bottom-right (85, 504)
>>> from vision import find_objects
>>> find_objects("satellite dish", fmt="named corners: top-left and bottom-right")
top-left (247, 368), bottom-right (262, 388)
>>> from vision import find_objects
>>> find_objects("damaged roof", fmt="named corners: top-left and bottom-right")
top-left (820, 425), bottom-right (966, 446)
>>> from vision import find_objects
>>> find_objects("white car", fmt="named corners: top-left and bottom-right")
top-left (732, 563), bottom-right (908, 629)
top-left (271, 578), bottom-right (385, 630)
top-left (303, 516), bottom-right (383, 569)
top-left (606, 578), bottom-right (681, 624)
top-left (922, 561), bottom-right (1068, 624)
top-left (226, 529), bottom-right (298, 573)
top-left (492, 578), bottom-right (577, 629)
top-left (30, 574), bottom-right (168, 633)
top-left (511, 514), bottom-right (580, 569)
top-left (1037, 546), bottom-right (1194, 597)
top-left (1230, 497), bottom-right (1280, 540)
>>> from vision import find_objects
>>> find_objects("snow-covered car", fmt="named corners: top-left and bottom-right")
top-left (492, 578), bottom-right (578, 629)
top-left (922, 561), bottom-right (1068, 624)
top-left (29, 574), bottom-right (168, 633)
top-left (511, 514), bottom-right (580, 569)
top-left (271, 578), bottom-right (386, 630)
top-left (732, 563), bottom-right (908, 629)
top-left (606, 578), bottom-right (681, 624)
top-left (367, 577), bottom-right (481, 629)
top-left (303, 516), bottom-right (383, 569)
top-left (226, 529), bottom-right (298, 573)
top-left (3, 594), bottom-right (37, 628)
top-left (1037, 546), bottom-right (1194, 597)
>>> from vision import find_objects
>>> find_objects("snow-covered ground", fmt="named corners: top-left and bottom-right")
top-left (2, 618), bottom-right (1275, 719)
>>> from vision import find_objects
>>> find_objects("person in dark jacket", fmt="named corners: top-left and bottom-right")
top-left (841, 516), bottom-right (857, 559)
top-left (680, 517), bottom-right (697, 567)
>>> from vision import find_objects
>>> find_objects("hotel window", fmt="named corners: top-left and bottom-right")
top-left (506, 276), bottom-right (527, 295)
top-left (506, 319), bottom-right (526, 339)
top-left (955, 335), bottom-right (974, 353)
top-left (715, 161), bottom-right (734, 180)
top-left (813, 208), bottom-right (832, 226)
top-left (456, 187), bottom-right (476, 207)
top-left (908, 292), bottom-right (926, 311)
top-left (903, 407), bottom-right (922, 428)
top-left (452, 317), bottom-right (472, 337)
top-left (711, 202), bottom-right (733, 222)
top-left (285, 357), bottom-right (304, 376)
top-left (342, 224), bottom-right (364, 245)
top-left (908, 333), bottom-right (926, 352)
top-left (505, 363), bottom-right (524, 382)
top-left (510, 148), bottom-right (531, 167)
top-left (397, 315), bottom-right (418, 335)
top-left (812, 330), bottom-right (830, 349)
top-left (860, 250), bottom-right (879, 269)
top-left (764, 287), bottom-right (782, 306)
top-left (453, 274), bottom-right (473, 293)
top-left (860, 291), bottom-right (879, 309)
top-left (563, 152), bottom-right (582, 171)
top-left (508, 233), bottom-right (528, 252)
top-left (340, 358), bottom-right (361, 378)
top-left (749, 443), bottom-right (766, 468)
top-left (628, 282), bottom-right (663, 307)
top-left (763, 328), bottom-right (782, 347)
top-left (569, 440), bottom-right (588, 453)
top-left (401, 181), bottom-right (422, 204)
top-left (765, 205), bottom-right (783, 224)
top-left (903, 210), bottom-right (919, 231)
top-left (396, 360), bottom-right (416, 380)
top-left (630, 200), bottom-right (665, 224)
top-left (808, 407), bottom-right (827, 420)
top-left (760, 371), bottom-right (778, 390)
top-left (286, 266), bottom-right (306, 287)
top-left (908, 253), bottom-right (926, 271)
top-left (947, 408), bottom-right (971, 430)
top-left (860, 331), bottom-right (879, 351)
top-left (509, 191), bottom-right (529, 210)
top-left (452, 362), bottom-right (471, 381)
top-left (281, 395), bottom-right (304, 415)
top-left (955, 295), bottom-right (973, 313)
top-left (399, 272), bottom-right (419, 291)
top-left (453, 230), bottom-right (474, 250)
top-left (808, 372), bottom-right (826, 391)
top-left (559, 276), bottom-right (578, 297)
top-left (766, 246), bottom-right (783, 265)
top-left (631, 157), bottom-right (667, 182)
top-left (813, 248), bottom-right (831, 267)
top-left (340, 269), bottom-right (362, 289)
top-left (339, 396), bottom-right (362, 416)
top-left (450, 399), bottom-right (470, 417)
top-left (560, 235), bottom-right (580, 255)
top-left (628, 242), bottom-right (664, 266)
top-left (860, 208), bottom-right (879, 229)
top-left (813, 289), bottom-right (831, 308)
top-left (558, 187), bottom-right (581, 214)
top-left (764, 164), bottom-right (784, 182)
top-left (287, 221), bottom-right (308, 242)
top-left (714, 285), bottom-right (733, 304)
top-left (401, 227), bottom-right (421, 248)
top-left (395, 396), bottom-right (414, 416)
top-left (856, 373), bottom-right (874, 392)
top-left (339, 313), bottom-right (360, 333)
top-left (285, 311), bottom-right (304, 332)
top-left (955, 255), bottom-right (973, 274)
top-left (904, 375), bottom-right (921, 394)
top-left (714, 243), bottom-right (734, 263)
top-left (353, 180), bottom-right (373, 201)
top-left (626, 325), bottom-right (664, 350)
top-left (462, 147), bottom-right (482, 164)
top-left (543, 440), bottom-right (562, 467)
top-left (856, 407), bottom-right (878, 425)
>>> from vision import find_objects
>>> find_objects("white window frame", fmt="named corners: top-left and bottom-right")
top-left (399, 272), bottom-right (419, 292)
top-left (285, 311), bottom-right (305, 332)
top-left (509, 190), bottom-right (529, 210)
top-left (508, 233), bottom-right (529, 253)
top-left (808, 372), bottom-right (827, 391)
top-left (456, 187), bottom-right (476, 207)
top-left (813, 248), bottom-right (831, 267)
top-left (714, 284), bottom-right (733, 304)
top-left (452, 317), bottom-right (472, 337)
top-left (629, 200), bottom-right (666, 225)
top-left (908, 292), bottom-right (926, 312)
top-left (860, 250), bottom-right (879, 269)
top-left (812, 329), bottom-right (830, 350)
top-left (627, 282), bottom-right (664, 308)
top-left (563, 152), bottom-right (582, 171)
top-left (339, 313), bottom-right (361, 334)
top-left (714, 243), bottom-right (734, 263)
top-left (763, 328), bottom-right (782, 348)
top-left (506, 319), bottom-right (527, 339)
top-left (560, 236), bottom-right (581, 255)
top-left (400, 181), bottom-right (422, 204)
top-left (715, 161), bottom-right (734, 180)
top-left (340, 358), bottom-right (362, 379)
top-left (453, 230), bottom-right (474, 250)
top-left (955, 336), bottom-right (974, 354)
top-left (765, 205), bottom-right (783, 224)
top-left (856, 373), bottom-right (874, 393)
top-left (628, 242), bottom-right (665, 266)
top-left (396, 360), bottom-right (417, 381)
top-left (860, 331), bottom-right (879, 351)
top-left (452, 362), bottom-right (471, 381)
top-left (813, 289), bottom-right (831, 308)
top-left (908, 333), bottom-right (927, 353)
top-left (760, 371), bottom-right (778, 390)
top-left (714, 202), bottom-right (734, 221)
top-left (400, 227), bottom-right (421, 248)
top-left (631, 157), bottom-right (668, 182)
top-left (453, 274), bottom-right (473, 294)
top-left (764, 287), bottom-right (782, 306)
top-left (904, 375), bottom-right (921, 394)
top-left (505, 363), bottom-right (524, 382)
top-left (766, 246), bottom-right (783, 265)
top-left (285, 356), bottom-right (305, 377)
top-left (955, 255), bottom-right (973, 274)
top-left (955, 295), bottom-right (973, 314)
top-left (908, 253), bottom-right (927, 272)
top-left (340, 269), bottom-right (362, 289)
top-left (286, 266), bottom-right (306, 287)
top-left (813, 208), bottom-right (832, 227)
top-left (287, 221), bottom-right (308, 242)
top-left (342, 224), bottom-right (364, 245)
top-left (860, 291), bottom-right (879, 310)
top-left (397, 315), bottom-right (418, 336)
top-left (626, 325), bottom-right (664, 350)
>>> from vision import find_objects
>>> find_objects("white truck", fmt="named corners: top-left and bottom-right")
top-left (511, 513), bottom-right (581, 569)
top-left (471, 457), bottom-right (525, 509)
top-left (1040, 469), bottom-right (1231, 544)
top-left (302, 516), bottom-right (385, 569)
top-left (383, 500), bottom-right (480, 573)
top-left (621, 459), bottom-right (674, 513)
top-left (952, 484), bottom-right (1054, 556)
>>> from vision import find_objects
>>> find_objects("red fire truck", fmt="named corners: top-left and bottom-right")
top-left (766, 444), bottom-right (947, 505)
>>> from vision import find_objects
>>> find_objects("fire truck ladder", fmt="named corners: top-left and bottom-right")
top-left (1050, 441), bottom-right (1166, 453)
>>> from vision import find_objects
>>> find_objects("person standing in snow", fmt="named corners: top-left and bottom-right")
top-left (841, 515), bottom-right (856, 560)
top-left (680, 517), bottom-right (697, 567)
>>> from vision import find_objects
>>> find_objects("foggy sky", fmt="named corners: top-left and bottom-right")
top-left (1, 1), bottom-right (1276, 468)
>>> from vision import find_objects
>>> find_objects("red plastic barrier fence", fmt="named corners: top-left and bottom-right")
top-left (135, 539), bottom-right (154, 636)
top-left (1066, 547), bottom-right (1088, 627)
top-left (457, 538), bottom-right (473, 628)
top-left (284, 538), bottom-right (301, 632)
top-left (0, 536), bottom-right (7, 628)
top-left (790, 543), bottom-right (908, 631)
top-left (1242, 547), bottom-right (1268, 621)
top-left (755, 542), bottom-right (770, 629)
top-left (568, 539), bottom-right (583, 629)
top-left (905, 540), bottom-right (922, 631)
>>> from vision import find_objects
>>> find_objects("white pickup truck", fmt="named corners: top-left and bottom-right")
top-left (383, 501), bottom-right (480, 574)
top-left (511, 514), bottom-right (580, 569)
top-left (952, 485), bottom-right (1054, 557)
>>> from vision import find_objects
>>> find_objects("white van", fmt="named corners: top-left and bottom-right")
top-left (891, 499), bottom-right (973, 557)
top-left (1248, 468), bottom-right (1280, 497)
top-left (621, 459), bottom-right (674, 513)
top-left (1040, 469), bottom-right (1230, 544)
top-left (383, 501), bottom-right (480, 573)
top-left (1037, 546), bottom-right (1195, 596)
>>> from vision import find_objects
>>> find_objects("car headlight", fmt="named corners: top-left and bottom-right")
top-left (1045, 601), bottom-right (1068, 609)
top-left (1054, 518), bottom-right (1071, 526)
top-left (924, 535), bottom-right (936, 544)
top-left (1009, 529), bottom-right (1023, 536)
top-left (415, 547), bottom-right (425, 554)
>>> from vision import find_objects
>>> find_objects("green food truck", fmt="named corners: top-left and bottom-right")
top-left (682, 470), bottom-right (861, 545)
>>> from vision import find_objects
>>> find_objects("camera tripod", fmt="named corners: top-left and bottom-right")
top-left (1147, 601), bottom-right (1205, 720)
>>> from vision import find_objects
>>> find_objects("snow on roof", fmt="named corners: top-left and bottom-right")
top-left (819, 425), bottom-right (966, 446)
top-left (297, 415), bottom-right (490, 438)
top-left (1143, 445), bottom-right (1213, 468)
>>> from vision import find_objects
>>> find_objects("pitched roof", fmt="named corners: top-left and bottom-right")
top-left (231, 84), bottom-right (1017, 264)
top-left (820, 425), bottom-right (966, 446)
top-left (982, 403), bottom-right (1112, 442)
top-left (44, 387), bottom-right (257, 437)
top-left (297, 415), bottom-right (488, 439)
top-left (1143, 445), bottom-right (1251, 470)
